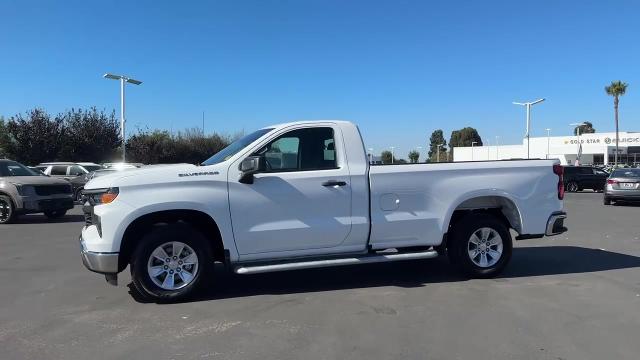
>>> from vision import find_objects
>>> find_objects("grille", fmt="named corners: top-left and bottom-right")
top-left (34, 185), bottom-right (72, 196)
top-left (82, 202), bottom-right (94, 226)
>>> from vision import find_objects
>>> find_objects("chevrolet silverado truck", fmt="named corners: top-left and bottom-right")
top-left (79, 120), bottom-right (567, 301)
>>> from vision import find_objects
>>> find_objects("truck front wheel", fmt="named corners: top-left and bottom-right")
top-left (448, 213), bottom-right (513, 278)
top-left (130, 223), bottom-right (212, 302)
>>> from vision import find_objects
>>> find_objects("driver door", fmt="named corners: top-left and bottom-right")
top-left (228, 126), bottom-right (353, 258)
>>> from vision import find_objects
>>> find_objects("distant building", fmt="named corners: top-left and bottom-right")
top-left (453, 131), bottom-right (640, 166)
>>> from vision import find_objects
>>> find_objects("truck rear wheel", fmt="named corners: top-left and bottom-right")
top-left (448, 213), bottom-right (512, 278)
top-left (130, 223), bottom-right (212, 302)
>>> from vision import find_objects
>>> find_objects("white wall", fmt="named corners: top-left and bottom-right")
top-left (453, 131), bottom-right (639, 164)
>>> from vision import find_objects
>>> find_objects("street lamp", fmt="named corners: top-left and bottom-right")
top-left (545, 128), bottom-right (551, 159)
top-left (103, 73), bottom-right (143, 162)
top-left (367, 148), bottom-right (374, 164)
top-left (570, 122), bottom-right (587, 165)
top-left (513, 98), bottom-right (545, 159)
top-left (495, 136), bottom-right (500, 160)
top-left (389, 146), bottom-right (395, 164)
top-left (471, 141), bottom-right (478, 161)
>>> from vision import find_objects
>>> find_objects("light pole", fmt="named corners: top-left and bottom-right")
top-left (436, 144), bottom-right (444, 162)
top-left (390, 146), bottom-right (395, 164)
top-left (513, 98), bottom-right (545, 159)
top-left (471, 141), bottom-right (478, 161)
top-left (367, 148), bottom-right (374, 164)
top-left (570, 122), bottom-right (587, 165)
top-left (545, 128), bottom-right (551, 159)
top-left (103, 73), bottom-right (142, 162)
top-left (486, 139), bottom-right (490, 160)
top-left (416, 146), bottom-right (423, 163)
top-left (495, 136), bottom-right (500, 160)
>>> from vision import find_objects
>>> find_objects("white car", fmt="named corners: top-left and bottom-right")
top-left (80, 120), bottom-right (567, 301)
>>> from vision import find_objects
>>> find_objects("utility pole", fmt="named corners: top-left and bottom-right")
top-left (545, 128), bottom-right (551, 159)
top-left (471, 141), bottom-right (478, 161)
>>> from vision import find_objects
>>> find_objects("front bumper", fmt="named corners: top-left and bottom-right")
top-left (80, 235), bottom-right (119, 274)
top-left (545, 211), bottom-right (567, 236)
top-left (18, 195), bottom-right (74, 213)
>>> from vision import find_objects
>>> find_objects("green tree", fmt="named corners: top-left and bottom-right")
top-left (605, 80), bottom-right (628, 166)
top-left (428, 129), bottom-right (447, 162)
top-left (0, 116), bottom-right (9, 158)
top-left (381, 150), bottom-right (393, 164)
top-left (408, 150), bottom-right (420, 163)
top-left (58, 107), bottom-right (121, 162)
top-left (573, 121), bottom-right (596, 135)
top-left (4, 109), bottom-right (65, 164)
top-left (449, 127), bottom-right (482, 161)
top-left (126, 127), bottom-right (231, 164)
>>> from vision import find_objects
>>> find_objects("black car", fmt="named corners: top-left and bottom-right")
top-left (69, 169), bottom-right (118, 202)
top-left (563, 166), bottom-right (609, 192)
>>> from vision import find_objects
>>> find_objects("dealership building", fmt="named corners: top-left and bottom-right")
top-left (453, 131), bottom-right (640, 165)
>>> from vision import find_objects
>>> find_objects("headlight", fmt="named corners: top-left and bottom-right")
top-left (85, 187), bottom-right (119, 205)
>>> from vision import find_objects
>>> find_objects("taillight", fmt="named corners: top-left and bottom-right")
top-left (553, 164), bottom-right (564, 200)
top-left (607, 179), bottom-right (618, 185)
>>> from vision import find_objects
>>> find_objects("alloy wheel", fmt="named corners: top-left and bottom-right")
top-left (147, 241), bottom-right (199, 290)
top-left (467, 227), bottom-right (503, 268)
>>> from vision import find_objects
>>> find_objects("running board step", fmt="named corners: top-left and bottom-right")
top-left (234, 250), bottom-right (438, 275)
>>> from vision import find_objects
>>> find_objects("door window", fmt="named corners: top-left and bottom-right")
top-left (50, 166), bottom-right (67, 176)
top-left (257, 127), bottom-right (337, 172)
top-left (68, 165), bottom-right (86, 176)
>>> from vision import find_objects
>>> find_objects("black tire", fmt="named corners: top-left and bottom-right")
top-left (75, 188), bottom-right (84, 202)
top-left (448, 213), bottom-right (513, 278)
top-left (603, 197), bottom-right (611, 205)
top-left (566, 181), bottom-right (578, 193)
top-left (0, 195), bottom-right (16, 224)
top-left (44, 210), bottom-right (67, 219)
top-left (130, 222), bottom-right (213, 302)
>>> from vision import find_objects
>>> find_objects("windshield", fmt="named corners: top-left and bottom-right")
top-left (611, 169), bottom-right (640, 178)
top-left (201, 128), bottom-right (274, 165)
top-left (0, 161), bottom-right (40, 177)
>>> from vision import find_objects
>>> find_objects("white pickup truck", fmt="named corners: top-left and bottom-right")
top-left (80, 120), bottom-right (567, 301)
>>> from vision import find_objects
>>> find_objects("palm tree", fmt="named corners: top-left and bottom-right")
top-left (605, 80), bottom-right (628, 166)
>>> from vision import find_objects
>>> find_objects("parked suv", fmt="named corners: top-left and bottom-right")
top-left (0, 159), bottom-right (74, 224)
top-left (563, 166), bottom-right (608, 192)
top-left (35, 162), bottom-right (98, 181)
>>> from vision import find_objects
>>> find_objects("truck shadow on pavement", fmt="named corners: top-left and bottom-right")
top-left (128, 245), bottom-right (640, 304)
top-left (13, 214), bottom-right (85, 224)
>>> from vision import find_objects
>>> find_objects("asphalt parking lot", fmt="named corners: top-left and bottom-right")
top-left (1, 193), bottom-right (640, 360)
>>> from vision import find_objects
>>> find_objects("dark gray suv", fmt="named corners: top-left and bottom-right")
top-left (0, 159), bottom-right (74, 224)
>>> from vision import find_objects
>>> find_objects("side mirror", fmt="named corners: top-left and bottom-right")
top-left (239, 156), bottom-right (265, 184)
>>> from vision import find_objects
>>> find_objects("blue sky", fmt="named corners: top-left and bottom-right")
top-left (1, 0), bottom-right (639, 157)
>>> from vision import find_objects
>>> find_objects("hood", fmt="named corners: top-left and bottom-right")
top-left (1, 175), bottom-right (71, 186)
top-left (85, 163), bottom-right (224, 189)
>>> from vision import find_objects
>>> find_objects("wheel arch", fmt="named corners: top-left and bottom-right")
top-left (118, 209), bottom-right (226, 272)
top-left (443, 192), bottom-right (523, 244)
